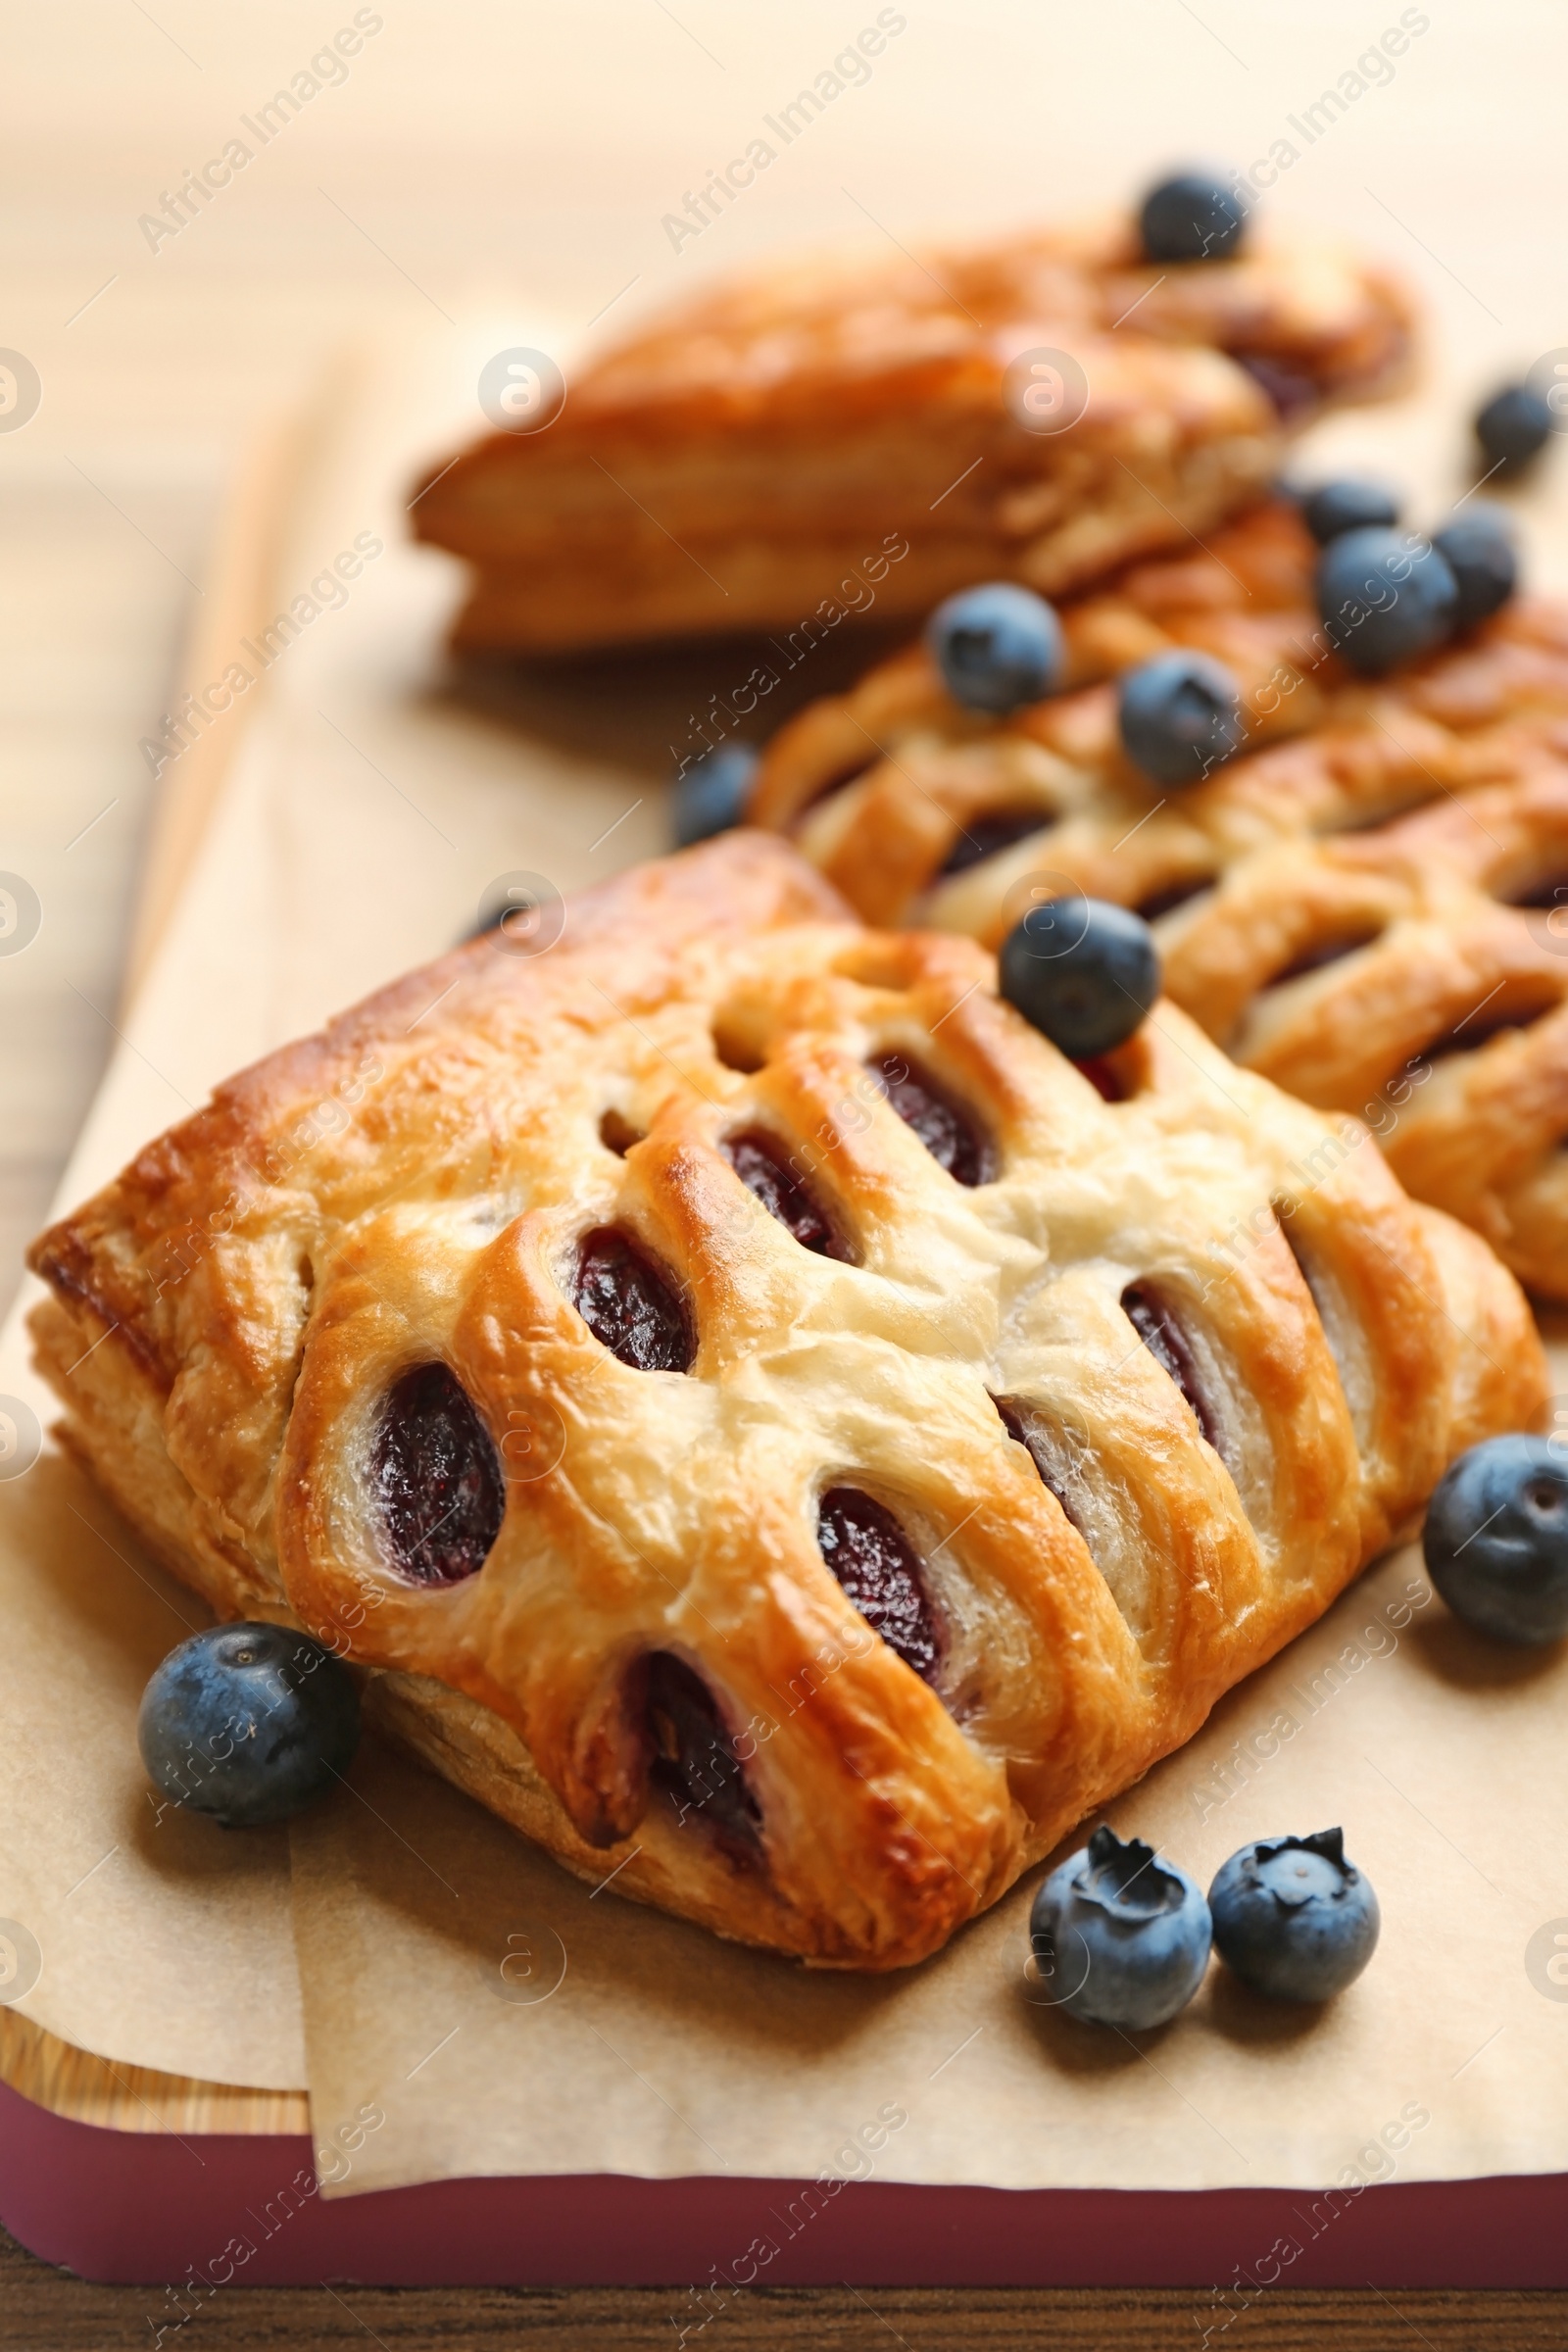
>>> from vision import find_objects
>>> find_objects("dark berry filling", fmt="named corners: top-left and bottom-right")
top-left (1410, 988), bottom-right (1561, 1065)
top-left (1135, 876), bottom-right (1212, 924)
top-left (372, 1363), bottom-right (505, 1586)
top-left (938, 808), bottom-right (1049, 878)
top-left (723, 1131), bottom-right (849, 1258)
top-left (816, 1488), bottom-right (940, 1683)
top-left (870, 1054), bottom-right (990, 1186)
top-left (1231, 351), bottom-right (1320, 423)
top-left (573, 1228), bottom-right (693, 1372)
top-left (1076, 1054), bottom-right (1126, 1102)
top-left (645, 1652), bottom-right (760, 1849)
top-left (1265, 926), bottom-right (1383, 988)
top-left (992, 1395), bottom-right (1086, 1532)
top-left (1121, 1284), bottom-right (1224, 1454)
top-left (598, 1107), bottom-right (642, 1156)
top-left (1505, 870), bottom-right (1568, 910)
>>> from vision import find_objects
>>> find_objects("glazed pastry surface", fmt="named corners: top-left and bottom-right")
top-left (751, 501), bottom-right (1568, 1300)
top-left (413, 220), bottom-right (1414, 652)
top-left (28, 835), bottom-right (1542, 1969)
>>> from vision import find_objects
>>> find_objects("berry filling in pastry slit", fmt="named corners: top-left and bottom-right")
top-left (816, 1488), bottom-right (942, 1686)
top-left (723, 1131), bottom-right (851, 1259)
top-left (1120, 1283), bottom-right (1226, 1458)
top-left (642, 1652), bottom-right (761, 1851)
top-left (372, 1363), bottom-right (505, 1586)
top-left (938, 809), bottom-right (1051, 878)
top-left (992, 1395), bottom-right (1087, 1533)
top-left (869, 1053), bottom-right (992, 1186)
top-left (572, 1227), bottom-right (693, 1371)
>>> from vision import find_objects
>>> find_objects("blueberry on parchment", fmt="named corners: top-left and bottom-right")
top-left (138, 1622), bottom-right (360, 1828)
top-left (1030, 1826), bottom-right (1211, 2030)
top-left (1209, 1828), bottom-right (1380, 2002)
top-left (1424, 1434), bottom-right (1568, 1645)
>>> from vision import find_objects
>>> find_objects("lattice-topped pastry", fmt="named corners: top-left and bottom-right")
top-left (413, 210), bottom-right (1412, 653)
top-left (27, 836), bottom-right (1542, 1969)
top-left (751, 499), bottom-right (1568, 1299)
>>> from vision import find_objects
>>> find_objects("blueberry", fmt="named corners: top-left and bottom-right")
top-left (1030, 1826), bottom-right (1211, 2030)
top-left (1209, 1828), bottom-right (1379, 2002)
top-left (1299, 476), bottom-right (1401, 546)
top-left (926, 584), bottom-right (1064, 716)
top-left (671, 744), bottom-right (758, 849)
top-left (1423, 1434), bottom-right (1568, 1645)
top-left (1432, 506), bottom-right (1518, 630)
top-left (1001, 897), bottom-right (1159, 1059)
top-left (1139, 172), bottom-right (1248, 265)
top-left (138, 1622), bottom-right (361, 1828)
top-left (1316, 527), bottom-right (1458, 675)
top-left (1118, 651), bottom-right (1246, 786)
top-left (1475, 383), bottom-right (1552, 473)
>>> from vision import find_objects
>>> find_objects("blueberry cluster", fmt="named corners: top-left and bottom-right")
top-left (1029, 1823), bottom-right (1380, 2030)
top-left (1304, 473), bottom-right (1518, 676)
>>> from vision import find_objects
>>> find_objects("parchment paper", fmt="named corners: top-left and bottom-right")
top-left (9, 325), bottom-right (1568, 2186)
top-left (290, 1534), bottom-right (1568, 2198)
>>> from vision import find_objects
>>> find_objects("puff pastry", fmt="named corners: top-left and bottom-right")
top-left (27, 834), bottom-right (1542, 1970)
top-left (752, 499), bottom-right (1568, 1300)
top-left (413, 218), bottom-right (1413, 652)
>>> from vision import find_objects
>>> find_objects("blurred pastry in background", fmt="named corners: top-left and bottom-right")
top-left (413, 172), bottom-right (1414, 655)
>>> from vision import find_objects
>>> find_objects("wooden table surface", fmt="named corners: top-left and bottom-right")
top-left (5, 2), bottom-right (1568, 2335)
top-left (6, 2228), bottom-right (1568, 2352)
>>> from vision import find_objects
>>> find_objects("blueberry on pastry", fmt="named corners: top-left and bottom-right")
top-left (1299, 475), bottom-right (1400, 545)
top-left (1000, 897), bottom-right (1159, 1059)
top-left (412, 201), bottom-right (1415, 655)
top-left (1139, 171), bottom-right (1249, 265)
top-left (1432, 506), bottom-right (1517, 632)
top-left (746, 494), bottom-right (1568, 1302)
top-left (1117, 650), bottom-right (1247, 783)
top-left (1316, 525), bottom-right (1457, 674)
top-left (27, 836), bottom-right (1544, 1969)
top-left (926, 584), bottom-right (1063, 716)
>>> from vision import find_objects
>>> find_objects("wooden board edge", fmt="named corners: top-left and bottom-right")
top-left (0, 2003), bottom-right (309, 2137)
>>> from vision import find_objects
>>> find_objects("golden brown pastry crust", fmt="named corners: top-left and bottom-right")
top-left (27, 836), bottom-right (1542, 1971)
top-left (751, 501), bottom-right (1568, 1299)
top-left (413, 220), bottom-right (1414, 652)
